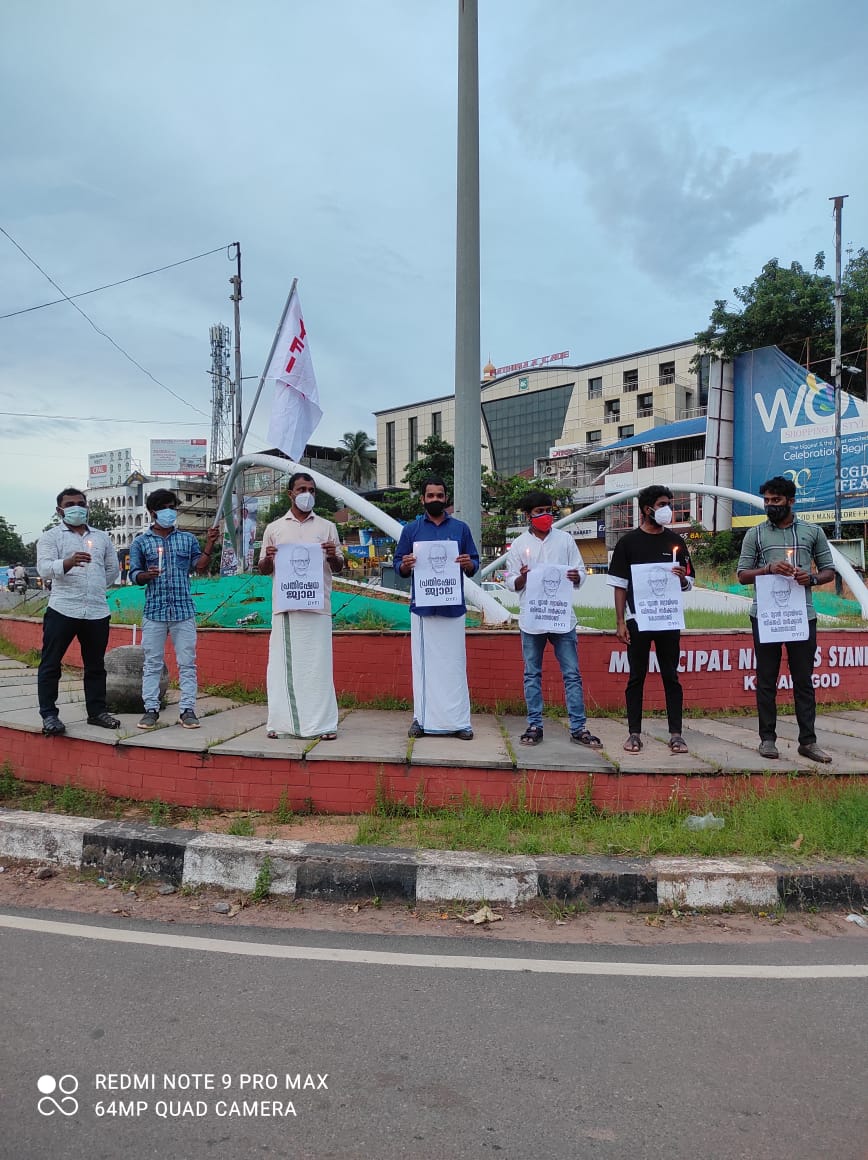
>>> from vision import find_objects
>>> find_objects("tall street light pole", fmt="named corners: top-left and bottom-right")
top-left (229, 242), bottom-right (245, 570)
top-left (453, 0), bottom-right (481, 550)
top-left (830, 196), bottom-right (847, 542)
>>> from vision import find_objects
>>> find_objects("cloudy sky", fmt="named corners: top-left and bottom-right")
top-left (2, 0), bottom-right (867, 540)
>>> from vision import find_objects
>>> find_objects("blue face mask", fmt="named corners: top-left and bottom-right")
top-left (62, 506), bottom-right (88, 526)
top-left (155, 509), bottom-right (178, 529)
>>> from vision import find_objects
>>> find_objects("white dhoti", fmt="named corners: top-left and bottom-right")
top-left (266, 612), bottom-right (338, 737)
top-left (411, 613), bottom-right (471, 734)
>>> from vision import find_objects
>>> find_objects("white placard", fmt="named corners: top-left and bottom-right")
top-left (413, 539), bottom-right (461, 607)
top-left (630, 562), bottom-right (685, 632)
top-left (755, 574), bottom-right (809, 642)
top-left (273, 542), bottom-right (325, 612)
top-left (521, 565), bottom-right (574, 634)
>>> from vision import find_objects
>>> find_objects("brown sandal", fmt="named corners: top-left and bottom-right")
top-left (623, 733), bottom-right (643, 753)
top-left (669, 735), bottom-right (688, 754)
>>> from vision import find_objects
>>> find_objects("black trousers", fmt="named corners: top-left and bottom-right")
top-left (38, 608), bottom-right (111, 720)
top-left (625, 628), bottom-right (683, 735)
top-left (751, 617), bottom-right (817, 746)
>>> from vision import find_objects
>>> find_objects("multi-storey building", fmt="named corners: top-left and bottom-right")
top-left (85, 473), bottom-right (219, 552)
top-left (374, 339), bottom-right (707, 490)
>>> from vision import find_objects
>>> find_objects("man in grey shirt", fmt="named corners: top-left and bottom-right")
top-left (36, 487), bottom-right (121, 735)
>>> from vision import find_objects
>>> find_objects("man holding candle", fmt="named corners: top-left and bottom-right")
top-left (607, 485), bottom-right (694, 754)
top-left (36, 488), bottom-right (121, 735)
top-left (503, 490), bottom-right (601, 748)
top-left (259, 473), bottom-right (344, 739)
top-left (394, 477), bottom-right (479, 740)
top-left (129, 489), bottom-right (220, 729)
top-left (736, 475), bottom-right (836, 763)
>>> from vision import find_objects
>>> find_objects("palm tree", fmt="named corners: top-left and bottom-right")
top-left (337, 430), bottom-right (375, 489)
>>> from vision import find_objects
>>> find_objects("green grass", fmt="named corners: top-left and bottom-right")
top-left (226, 814), bottom-right (256, 837)
top-left (573, 606), bottom-right (756, 632)
top-left (354, 779), bottom-right (868, 860)
top-left (201, 681), bottom-right (267, 704)
top-left (0, 637), bottom-right (42, 666)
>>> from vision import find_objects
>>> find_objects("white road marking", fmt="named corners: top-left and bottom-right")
top-left (1, 913), bottom-right (866, 979)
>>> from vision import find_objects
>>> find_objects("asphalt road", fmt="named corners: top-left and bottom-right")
top-left (1, 906), bottom-right (866, 1160)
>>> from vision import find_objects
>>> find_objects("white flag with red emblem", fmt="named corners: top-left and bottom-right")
top-left (265, 287), bottom-right (322, 459)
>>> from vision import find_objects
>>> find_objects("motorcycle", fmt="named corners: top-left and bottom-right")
top-left (13, 577), bottom-right (27, 597)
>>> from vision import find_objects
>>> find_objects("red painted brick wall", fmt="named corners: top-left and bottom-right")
top-left (3, 617), bottom-right (868, 711)
top-left (4, 724), bottom-right (865, 814)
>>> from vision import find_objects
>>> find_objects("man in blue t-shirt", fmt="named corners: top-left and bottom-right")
top-left (393, 477), bottom-right (479, 740)
top-left (129, 489), bottom-right (220, 730)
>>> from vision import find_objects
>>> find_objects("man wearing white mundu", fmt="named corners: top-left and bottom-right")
top-left (394, 476), bottom-right (479, 740)
top-left (259, 473), bottom-right (344, 740)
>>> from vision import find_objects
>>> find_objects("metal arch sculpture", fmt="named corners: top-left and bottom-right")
top-left (221, 453), bottom-right (512, 624)
top-left (478, 482), bottom-right (868, 619)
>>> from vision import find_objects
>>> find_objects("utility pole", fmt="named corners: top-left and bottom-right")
top-left (453, 0), bottom-right (481, 550)
top-left (830, 196), bottom-right (847, 542)
top-left (229, 242), bottom-right (244, 570)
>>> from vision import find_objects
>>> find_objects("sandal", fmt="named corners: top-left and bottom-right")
top-left (669, 735), bottom-right (688, 754)
top-left (623, 733), bottom-right (643, 753)
top-left (319, 732), bottom-right (337, 741)
top-left (520, 725), bottom-right (544, 746)
top-left (571, 729), bottom-right (603, 749)
top-left (267, 731), bottom-right (279, 739)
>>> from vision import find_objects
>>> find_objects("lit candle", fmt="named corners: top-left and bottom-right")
top-left (672, 546), bottom-right (679, 565)
top-left (157, 544), bottom-right (164, 573)
top-left (786, 549), bottom-right (794, 566)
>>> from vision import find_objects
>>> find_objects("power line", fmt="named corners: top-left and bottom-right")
top-left (0, 245), bottom-right (229, 320)
top-left (0, 226), bottom-right (211, 418)
top-left (0, 410), bottom-right (205, 426)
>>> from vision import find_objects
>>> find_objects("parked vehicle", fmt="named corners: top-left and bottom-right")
top-left (25, 567), bottom-right (43, 590)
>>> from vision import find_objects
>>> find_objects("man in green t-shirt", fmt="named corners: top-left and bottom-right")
top-left (736, 475), bottom-right (836, 763)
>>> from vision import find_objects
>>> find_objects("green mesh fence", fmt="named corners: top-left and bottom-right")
top-left (106, 575), bottom-right (411, 630)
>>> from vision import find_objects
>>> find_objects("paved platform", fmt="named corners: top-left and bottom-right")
top-left (1, 658), bottom-right (866, 815)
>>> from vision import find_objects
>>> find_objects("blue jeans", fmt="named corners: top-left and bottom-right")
top-left (521, 629), bottom-right (587, 733)
top-left (142, 616), bottom-right (198, 712)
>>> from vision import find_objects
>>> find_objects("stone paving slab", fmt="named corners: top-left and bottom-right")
top-left (0, 702), bottom-right (92, 733)
top-left (0, 672), bottom-right (38, 686)
top-left (585, 715), bottom-right (718, 775)
top-left (677, 719), bottom-right (817, 772)
top-left (305, 710), bottom-right (409, 764)
top-left (0, 659), bottom-right (27, 669)
top-left (0, 689), bottom-right (84, 711)
top-left (408, 714), bottom-right (513, 769)
top-left (812, 712), bottom-right (868, 741)
top-left (763, 718), bottom-right (868, 771)
top-left (119, 703), bottom-right (264, 753)
top-left (501, 715), bottom-right (615, 772)
top-left (209, 725), bottom-right (309, 760)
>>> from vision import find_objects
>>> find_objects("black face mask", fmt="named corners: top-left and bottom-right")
top-left (765, 503), bottom-right (789, 524)
top-left (424, 501), bottom-right (446, 518)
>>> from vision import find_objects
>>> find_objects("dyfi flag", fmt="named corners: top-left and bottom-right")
top-left (265, 288), bottom-right (322, 459)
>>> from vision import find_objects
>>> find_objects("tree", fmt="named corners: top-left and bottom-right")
top-left (337, 430), bottom-right (375, 488)
top-left (402, 435), bottom-right (455, 498)
top-left (694, 251), bottom-right (868, 384)
top-left (0, 516), bottom-right (27, 565)
top-left (86, 499), bottom-right (121, 531)
top-left (481, 472), bottom-right (572, 552)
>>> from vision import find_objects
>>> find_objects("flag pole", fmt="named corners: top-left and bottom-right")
top-left (211, 278), bottom-right (298, 533)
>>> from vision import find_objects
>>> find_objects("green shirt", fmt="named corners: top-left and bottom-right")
top-left (736, 517), bottom-right (834, 621)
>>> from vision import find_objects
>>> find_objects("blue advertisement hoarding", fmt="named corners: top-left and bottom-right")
top-left (732, 346), bottom-right (868, 524)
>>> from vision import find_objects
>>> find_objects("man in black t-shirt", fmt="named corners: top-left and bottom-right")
top-left (607, 485), bottom-right (694, 754)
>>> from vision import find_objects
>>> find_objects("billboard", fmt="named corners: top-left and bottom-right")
top-left (88, 448), bottom-right (132, 489)
top-left (150, 438), bottom-right (208, 477)
top-left (732, 346), bottom-right (868, 525)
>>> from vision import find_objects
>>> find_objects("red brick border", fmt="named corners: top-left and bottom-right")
top-left (3, 616), bottom-right (868, 711)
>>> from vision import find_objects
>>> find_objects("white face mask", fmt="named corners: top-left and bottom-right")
top-left (653, 505), bottom-right (673, 526)
top-left (294, 491), bottom-right (316, 513)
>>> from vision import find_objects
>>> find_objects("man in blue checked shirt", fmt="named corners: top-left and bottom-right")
top-left (129, 489), bottom-right (220, 730)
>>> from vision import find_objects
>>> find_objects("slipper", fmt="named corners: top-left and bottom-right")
top-left (571, 729), bottom-right (603, 749)
top-left (669, 735), bottom-right (688, 754)
top-left (319, 732), bottom-right (337, 741)
top-left (267, 731), bottom-right (279, 739)
top-left (520, 726), bottom-right (543, 746)
top-left (623, 733), bottom-right (643, 753)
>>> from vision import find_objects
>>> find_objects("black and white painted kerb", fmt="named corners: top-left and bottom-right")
top-left (1, 809), bottom-right (865, 912)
